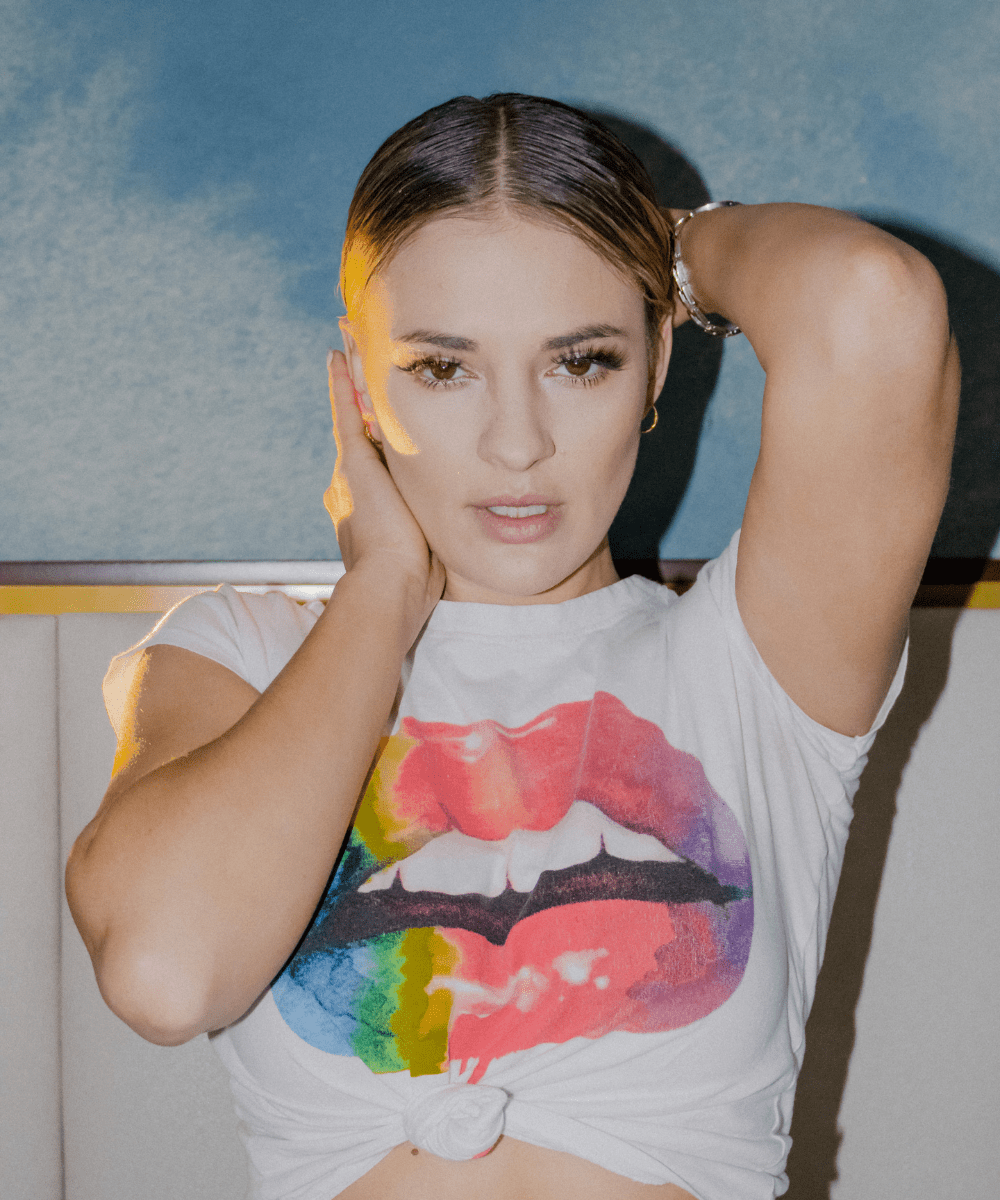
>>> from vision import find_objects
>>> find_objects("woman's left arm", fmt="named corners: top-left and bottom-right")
top-left (674, 203), bottom-right (959, 735)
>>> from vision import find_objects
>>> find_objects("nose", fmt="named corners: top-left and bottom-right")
top-left (476, 377), bottom-right (556, 472)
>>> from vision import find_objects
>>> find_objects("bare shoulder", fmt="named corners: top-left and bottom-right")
top-left (94, 644), bottom-right (260, 819)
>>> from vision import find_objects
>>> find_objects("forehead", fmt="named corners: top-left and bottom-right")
top-left (365, 215), bottom-right (644, 343)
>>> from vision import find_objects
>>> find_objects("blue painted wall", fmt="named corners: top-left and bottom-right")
top-left (3, 0), bottom-right (998, 561)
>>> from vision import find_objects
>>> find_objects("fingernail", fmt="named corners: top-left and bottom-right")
top-left (326, 348), bottom-right (334, 367)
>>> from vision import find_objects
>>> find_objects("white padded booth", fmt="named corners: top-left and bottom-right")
top-left (1, 606), bottom-right (998, 1200)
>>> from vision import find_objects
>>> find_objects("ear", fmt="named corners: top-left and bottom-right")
top-left (338, 317), bottom-right (382, 434)
top-left (652, 317), bottom-right (674, 399)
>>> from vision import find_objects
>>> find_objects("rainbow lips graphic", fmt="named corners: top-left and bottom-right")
top-left (273, 692), bottom-right (753, 1082)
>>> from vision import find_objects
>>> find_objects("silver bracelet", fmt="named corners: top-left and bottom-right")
top-left (671, 201), bottom-right (743, 337)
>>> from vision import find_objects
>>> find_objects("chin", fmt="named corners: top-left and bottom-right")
top-left (445, 566), bottom-right (559, 604)
top-left (441, 541), bottom-right (612, 604)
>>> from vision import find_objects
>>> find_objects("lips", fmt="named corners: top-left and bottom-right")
top-left (473, 504), bottom-right (561, 544)
top-left (274, 692), bottom-right (753, 1081)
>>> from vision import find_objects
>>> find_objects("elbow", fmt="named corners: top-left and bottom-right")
top-left (95, 947), bottom-right (213, 1046)
top-left (847, 235), bottom-right (952, 351)
top-left (819, 235), bottom-right (956, 406)
top-left (118, 1012), bottom-right (202, 1048)
top-left (66, 836), bottom-right (239, 1046)
top-left (63, 838), bottom-right (172, 1041)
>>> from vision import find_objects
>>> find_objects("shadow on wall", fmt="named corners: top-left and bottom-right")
top-left (583, 111), bottom-right (725, 580)
top-left (590, 112), bottom-right (1000, 1200)
top-left (784, 608), bottom-right (965, 1200)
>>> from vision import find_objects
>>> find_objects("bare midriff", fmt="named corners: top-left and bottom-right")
top-left (336, 1135), bottom-right (698, 1200)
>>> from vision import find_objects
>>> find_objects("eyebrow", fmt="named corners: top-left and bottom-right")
top-left (393, 323), bottom-right (629, 352)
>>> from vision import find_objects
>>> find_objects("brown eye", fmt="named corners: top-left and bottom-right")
top-left (429, 360), bottom-right (459, 381)
top-left (565, 357), bottom-right (593, 377)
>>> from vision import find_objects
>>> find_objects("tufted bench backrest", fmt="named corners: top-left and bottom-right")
top-left (1, 607), bottom-right (998, 1200)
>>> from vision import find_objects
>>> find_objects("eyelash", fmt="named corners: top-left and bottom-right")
top-left (399, 346), bottom-right (626, 391)
top-left (553, 346), bottom-right (626, 387)
top-left (400, 356), bottom-right (465, 390)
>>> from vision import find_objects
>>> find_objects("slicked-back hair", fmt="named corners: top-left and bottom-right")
top-left (340, 93), bottom-right (674, 409)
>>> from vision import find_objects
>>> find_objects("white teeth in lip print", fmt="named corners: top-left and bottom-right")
top-left (357, 800), bottom-right (682, 898)
top-left (486, 505), bottom-right (548, 517)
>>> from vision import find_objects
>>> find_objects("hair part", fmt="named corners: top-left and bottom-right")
top-left (341, 93), bottom-right (675, 409)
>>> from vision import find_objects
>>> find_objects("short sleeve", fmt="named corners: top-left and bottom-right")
top-left (697, 529), bottom-right (909, 780)
top-left (102, 585), bottom-right (322, 737)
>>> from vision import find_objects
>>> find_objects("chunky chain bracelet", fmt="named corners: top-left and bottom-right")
top-left (671, 201), bottom-right (743, 337)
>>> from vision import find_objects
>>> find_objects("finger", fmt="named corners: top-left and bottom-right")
top-left (327, 349), bottom-right (370, 455)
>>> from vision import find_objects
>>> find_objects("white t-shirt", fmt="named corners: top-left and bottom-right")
top-left (103, 530), bottom-right (907, 1200)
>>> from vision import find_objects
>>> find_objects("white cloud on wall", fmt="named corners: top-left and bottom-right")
top-left (0, 6), bottom-right (336, 560)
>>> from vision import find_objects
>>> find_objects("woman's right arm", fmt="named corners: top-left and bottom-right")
top-left (65, 352), bottom-right (444, 1046)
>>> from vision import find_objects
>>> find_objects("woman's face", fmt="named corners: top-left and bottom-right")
top-left (341, 214), bottom-right (672, 604)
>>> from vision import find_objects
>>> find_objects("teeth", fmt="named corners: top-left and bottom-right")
top-left (357, 801), bottom-right (682, 897)
top-left (487, 505), bottom-right (548, 517)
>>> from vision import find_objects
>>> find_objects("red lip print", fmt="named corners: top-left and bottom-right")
top-left (276, 691), bottom-right (752, 1079)
top-left (390, 692), bottom-right (742, 889)
top-left (441, 897), bottom-right (742, 1083)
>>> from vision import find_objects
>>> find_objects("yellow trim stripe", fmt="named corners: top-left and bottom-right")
top-left (0, 586), bottom-right (211, 614)
top-left (2, 578), bottom-right (998, 615)
top-left (968, 581), bottom-right (1000, 609)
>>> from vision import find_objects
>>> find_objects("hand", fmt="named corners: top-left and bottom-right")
top-left (323, 350), bottom-right (446, 627)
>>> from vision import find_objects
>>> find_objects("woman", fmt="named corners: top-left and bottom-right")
top-left (66, 94), bottom-right (957, 1200)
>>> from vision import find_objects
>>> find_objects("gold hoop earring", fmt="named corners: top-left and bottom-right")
top-left (640, 405), bottom-right (659, 435)
top-left (360, 409), bottom-right (383, 450)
